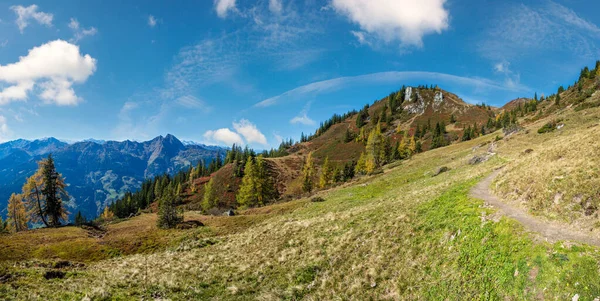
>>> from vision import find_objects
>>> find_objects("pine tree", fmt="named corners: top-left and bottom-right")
top-left (319, 157), bottom-right (332, 189)
top-left (202, 178), bottom-right (218, 211)
top-left (415, 140), bottom-right (423, 153)
top-left (7, 193), bottom-right (28, 233)
top-left (555, 93), bottom-right (561, 106)
top-left (41, 155), bottom-right (69, 227)
top-left (157, 187), bottom-right (183, 229)
top-left (302, 152), bottom-right (315, 193)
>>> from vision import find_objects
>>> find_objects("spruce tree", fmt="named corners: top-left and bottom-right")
top-left (41, 155), bottom-right (68, 227)
top-left (74, 211), bottom-right (86, 226)
top-left (302, 152), bottom-right (315, 193)
top-left (7, 193), bottom-right (28, 232)
top-left (157, 187), bottom-right (182, 229)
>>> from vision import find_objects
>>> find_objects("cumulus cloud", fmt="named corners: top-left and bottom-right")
top-left (204, 119), bottom-right (268, 146)
top-left (11, 4), bottom-right (53, 33)
top-left (68, 18), bottom-right (98, 42)
top-left (215, 0), bottom-right (237, 18)
top-left (148, 15), bottom-right (157, 27)
top-left (331, 0), bottom-right (449, 47)
top-left (0, 40), bottom-right (97, 106)
top-left (233, 119), bottom-right (268, 145)
top-left (204, 128), bottom-right (244, 145)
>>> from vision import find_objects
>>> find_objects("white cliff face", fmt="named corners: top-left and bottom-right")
top-left (434, 91), bottom-right (443, 103)
top-left (433, 91), bottom-right (444, 110)
top-left (405, 90), bottom-right (425, 114)
top-left (404, 87), bottom-right (413, 102)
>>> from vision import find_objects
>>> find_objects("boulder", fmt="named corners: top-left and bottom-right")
top-left (433, 166), bottom-right (449, 176)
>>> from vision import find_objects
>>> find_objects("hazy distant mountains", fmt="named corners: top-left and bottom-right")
top-left (0, 135), bottom-right (226, 219)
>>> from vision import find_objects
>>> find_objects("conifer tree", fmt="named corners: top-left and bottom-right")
top-left (7, 193), bottom-right (28, 233)
top-left (355, 152), bottom-right (367, 175)
top-left (302, 152), bottom-right (315, 193)
top-left (101, 206), bottom-right (114, 220)
top-left (237, 156), bottom-right (276, 207)
top-left (176, 183), bottom-right (182, 196)
top-left (319, 157), bottom-right (332, 189)
top-left (365, 123), bottom-right (386, 173)
top-left (202, 178), bottom-right (218, 210)
top-left (42, 154), bottom-right (69, 227)
top-left (398, 133), bottom-right (409, 159)
top-left (409, 135), bottom-right (417, 155)
top-left (157, 187), bottom-right (183, 229)
top-left (74, 211), bottom-right (86, 226)
top-left (21, 163), bottom-right (48, 227)
top-left (0, 217), bottom-right (8, 234)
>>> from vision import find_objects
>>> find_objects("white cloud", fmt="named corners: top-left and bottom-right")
top-left (0, 115), bottom-right (11, 142)
top-left (10, 4), bottom-right (53, 33)
top-left (479, 1), bottom-right (600, 61)
top-left (331, 0), bottom-right (449, 47)
top-left (256, 71), bottom-right (531, 107)
top-left (233, 119), bottom-right (268, 145)
top-left (0, 40), bottom-right (97, 106)
top-left (204, 128), bottom-right (244, 145)
top-left (0, 40), bottom-right (7, 48)
top-left (68, 18), bottom-right (98, 42)
top-left (175, 95), bottom-right (211, 112)
top-left (290, 102), bottom-right (316, 125)
top-left (290, 114), bottom-right (315, 126)
top-left (204, 119), bottom-right (268, 146)
top-left (269, 0), bottom-right (283, 14)
top-left (148, 15), bottom-right (157, 27)
top-left (215, 0), bottom-right (237, 18)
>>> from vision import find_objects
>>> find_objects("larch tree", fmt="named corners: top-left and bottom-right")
top-left (41, 155), bottom-right (69, 227)
top-left (365, 123), bottom-right (385, 173)
top-left (7, 193), bottom-right (28, 233)
top-left (237, 158), bottom-right (258, 207)
top-left (319, 157), bottom-right (332, 189)
top-left (355, 152), bottom-right (367, 175)
top-left (21, 163), bottom-right (48, 227)
top-left (302, 152), bottom-right (315, 193)
top-left (202, 177), bottom-right (218, 211)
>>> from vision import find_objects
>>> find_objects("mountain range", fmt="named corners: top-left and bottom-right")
top-left (0, 135), bottom-right (226, 219)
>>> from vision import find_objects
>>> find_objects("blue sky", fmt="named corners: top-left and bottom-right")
top-left (0, 0), bottom-right (599, 148)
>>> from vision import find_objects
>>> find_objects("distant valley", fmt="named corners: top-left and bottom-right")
top-left (0, 135), bottom-right (226, 219)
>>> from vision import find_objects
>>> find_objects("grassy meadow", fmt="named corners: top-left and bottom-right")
top-left (2, 105), bottom-right (600, 300)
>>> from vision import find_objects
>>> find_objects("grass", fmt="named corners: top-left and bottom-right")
top-left (3, 97), bottom-right (600, 300)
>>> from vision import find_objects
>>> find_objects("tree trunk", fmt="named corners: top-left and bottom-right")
top-left (34, 186), bottom-right (49, 227)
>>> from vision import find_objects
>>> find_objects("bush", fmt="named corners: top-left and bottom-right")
top-left (311, 197), bottom-right (326, 203)
top-left (538, 120), bottom-right (562, 134)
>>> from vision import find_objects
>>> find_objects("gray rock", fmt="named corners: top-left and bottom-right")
top-left (433, 166), bottom-right (449, 176)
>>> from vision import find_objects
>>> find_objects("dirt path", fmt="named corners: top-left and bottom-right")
top-left (470, 169), bottom-right (600, 247)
